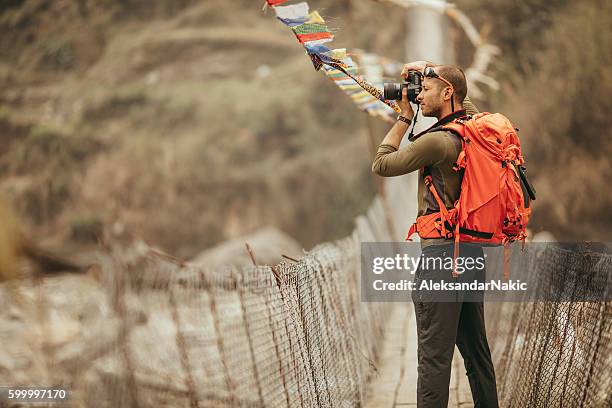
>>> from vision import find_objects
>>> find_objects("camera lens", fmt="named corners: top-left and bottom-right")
top-left (383, 83), bottom-right (402, 101)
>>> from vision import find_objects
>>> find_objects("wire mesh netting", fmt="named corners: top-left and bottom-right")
top-left (486, 245), bottom-right (612, 407)
top-left (1, 186), bottom-right (610, 407)
top-left (87, 234), bottom-right (391, 407)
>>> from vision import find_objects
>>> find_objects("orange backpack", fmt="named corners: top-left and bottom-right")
top-left (406, 112), bottom-right (536, 277)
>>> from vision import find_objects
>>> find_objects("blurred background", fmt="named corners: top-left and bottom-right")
top-left (1, 0), bottom-right (610, 263)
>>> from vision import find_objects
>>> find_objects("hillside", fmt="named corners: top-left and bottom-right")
top-left (0, 0), bottom-right (403, 258)
top-left (1, 0), bottom-right (609, 260)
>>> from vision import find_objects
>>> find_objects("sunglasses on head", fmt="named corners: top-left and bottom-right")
top-left (423, 66), bottom-right (454, 90)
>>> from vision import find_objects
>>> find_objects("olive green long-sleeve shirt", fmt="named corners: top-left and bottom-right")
top-left (372, 98), bottom-right (479, 245)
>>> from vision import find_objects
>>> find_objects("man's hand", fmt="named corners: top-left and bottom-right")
top-left (401, 60), bottom-right (435, 78)
top-left (399, 87), bottom-right (413, 119)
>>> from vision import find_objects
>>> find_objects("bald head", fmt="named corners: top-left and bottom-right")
top-left (434, 65), bottom-right (468, 104)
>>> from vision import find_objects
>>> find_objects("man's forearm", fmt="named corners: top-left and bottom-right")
top-left (378, 115), bottom-right (412, 149)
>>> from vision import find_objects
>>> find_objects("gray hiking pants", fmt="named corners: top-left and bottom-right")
top-left (411, 243), bottom-right (499, 408)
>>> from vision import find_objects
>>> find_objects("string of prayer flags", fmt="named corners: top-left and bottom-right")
top-left (265, 1), bottom-right (401, 120)
top-left (274, 3), bottom-right (335, 44)
top-left (321, 49), bottom-right (397, 122)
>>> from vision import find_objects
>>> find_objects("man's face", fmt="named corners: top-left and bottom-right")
top-left (416, 77), bottom-right (446, 117)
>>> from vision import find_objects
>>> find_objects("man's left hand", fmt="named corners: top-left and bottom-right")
top-left (401, 60), bottom-right (435, 77)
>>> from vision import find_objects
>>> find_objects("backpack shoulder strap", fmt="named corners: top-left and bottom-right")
top-left (422, 167), bottom-right (449, 214)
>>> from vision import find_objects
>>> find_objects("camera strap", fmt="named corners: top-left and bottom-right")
top-left (321, 60), bottom-right (402, 114)
top-left (409, 109), bottom-right (467, 141)
top-left (408, 104), bottom-right (420, 140)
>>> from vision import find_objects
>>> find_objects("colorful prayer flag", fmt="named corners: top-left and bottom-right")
top-left (267, 1), bottom-right (400, 121)
top-left (266, 0), bottom-right (291, 6)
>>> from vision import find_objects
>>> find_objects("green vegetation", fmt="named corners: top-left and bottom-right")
top-left (39, 36), bottom-right (76, 70)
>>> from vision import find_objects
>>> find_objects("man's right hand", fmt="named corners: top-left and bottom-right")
top-left (401, 60), bottom-right (435, 78)
top-left (399, 87), bottom-right (413, 119)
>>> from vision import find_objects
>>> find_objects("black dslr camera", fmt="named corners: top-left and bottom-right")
top-left (383, 71), bottom-right (422, 102)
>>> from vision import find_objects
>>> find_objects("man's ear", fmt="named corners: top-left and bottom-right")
top-left (443, 87), bottom-right (454, 101)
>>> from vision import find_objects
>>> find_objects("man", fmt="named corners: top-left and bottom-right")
top-left (372, 61), bottom-right (499, 408)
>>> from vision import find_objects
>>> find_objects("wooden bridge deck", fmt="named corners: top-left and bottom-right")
top-left (364, 303), bottom-right (474, 408)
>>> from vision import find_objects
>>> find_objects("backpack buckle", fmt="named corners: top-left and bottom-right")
top-left (444, 230), bottom-right (454, 239)
top-left (455, 114), bottom-right (471, 124)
